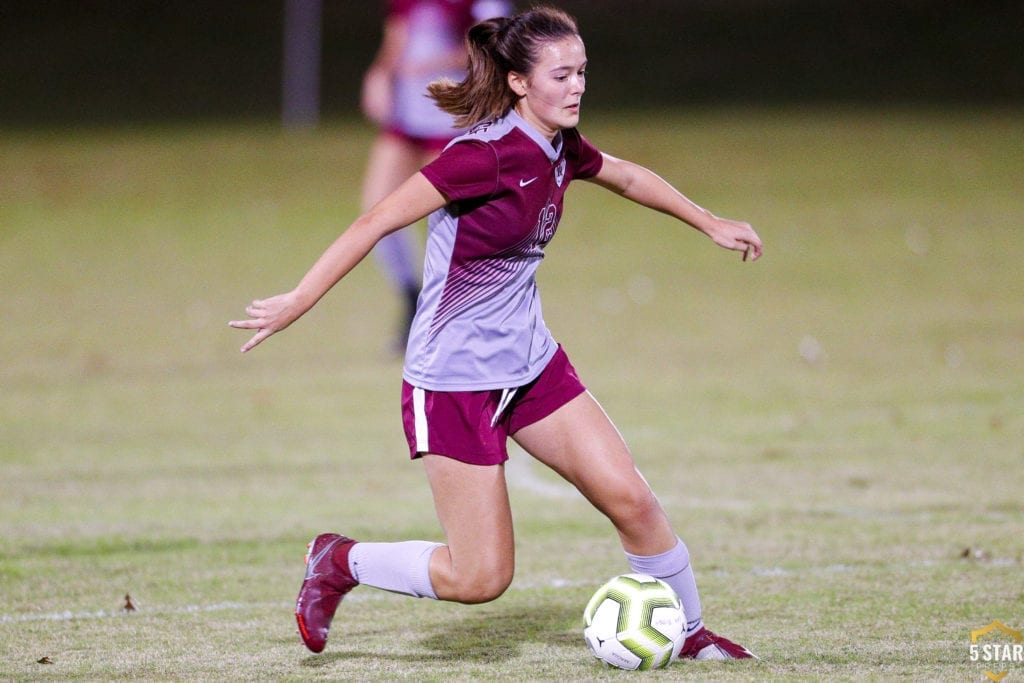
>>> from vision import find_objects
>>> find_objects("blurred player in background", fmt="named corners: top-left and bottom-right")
top-left (361, 0), bottom-right (513, 351)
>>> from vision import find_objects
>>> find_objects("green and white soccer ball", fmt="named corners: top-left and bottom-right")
top-left (583, 573), bottom-right (686, 670)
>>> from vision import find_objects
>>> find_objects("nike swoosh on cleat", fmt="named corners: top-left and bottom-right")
top-left (519, 177), bottom-right (538, 187)
top-left (305, 539), bottom-right (340, 579)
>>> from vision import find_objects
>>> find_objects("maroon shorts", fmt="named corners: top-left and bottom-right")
top-left (401, 345), bottom-right (587, 465)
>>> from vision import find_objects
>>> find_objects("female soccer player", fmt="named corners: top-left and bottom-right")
top-left (360, 0), bottom-right (511, 349)
top-left (231, 5), bottom-right (762, 660)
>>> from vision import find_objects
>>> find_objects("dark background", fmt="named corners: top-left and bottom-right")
top-left (2, 0), bottom-right (1022, 127)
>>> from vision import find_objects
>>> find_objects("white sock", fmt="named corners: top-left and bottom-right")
top-left (625, 537), bottom-right (704, 637)
top-left (348, 540), bottom-right (442, 599)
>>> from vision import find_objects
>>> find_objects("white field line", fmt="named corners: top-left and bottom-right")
top-left (0, 578), bottom-right (593, 624)
top-left (7, 558), bottom-right (1017, 625)
top-left (0, 601), bottom-right (291, 624)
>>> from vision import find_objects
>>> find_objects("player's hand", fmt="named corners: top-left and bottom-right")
top-left (708, 217), bottom-right (763, 262)
top-left (228, 291), bottom-right (304, 353)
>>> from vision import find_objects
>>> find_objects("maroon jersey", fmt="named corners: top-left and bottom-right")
top-left (404, 109), bottom-right (604, 391)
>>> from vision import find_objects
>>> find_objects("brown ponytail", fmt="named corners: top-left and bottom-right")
top-left (427, 7), bottom-right (579, 128)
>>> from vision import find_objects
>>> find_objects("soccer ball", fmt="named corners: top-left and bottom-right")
top-left (583, 573), bottom-right (686, 670)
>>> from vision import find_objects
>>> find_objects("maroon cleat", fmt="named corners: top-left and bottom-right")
top-left (678, 627), bottom-right (758, 660)
top-left (295, 533), bottom-right (358, 653)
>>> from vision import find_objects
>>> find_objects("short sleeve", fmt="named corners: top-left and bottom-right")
top-left (420, 140), bottom-right (500, 202)
top-left (567, 129), bottom-right (604, 180)
top-left (387, 0), bottom-right (411, 18)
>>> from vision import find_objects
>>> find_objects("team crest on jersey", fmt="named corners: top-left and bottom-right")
top-left (554, 158), bottom-right (566, 187)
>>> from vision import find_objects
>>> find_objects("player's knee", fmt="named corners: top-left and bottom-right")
top-left (452, 562), bottom-right (513, 604)
top-left (458, 579), bottom-right (510, 604)
top-left (607, 483), bottom-right (664, 528)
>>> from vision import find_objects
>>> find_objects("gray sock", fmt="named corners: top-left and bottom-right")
top-left (625, 537), bottom-right (704, 636)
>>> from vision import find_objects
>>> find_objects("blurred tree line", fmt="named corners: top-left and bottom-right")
top-left (1, 0), bottom-right (1021, 126)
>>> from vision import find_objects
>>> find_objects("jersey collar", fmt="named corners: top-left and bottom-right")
top-left (506, 109), bottom-right (563, 162)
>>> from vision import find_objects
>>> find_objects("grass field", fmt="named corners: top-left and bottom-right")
top-left (1, 108), bottom-right (1022, 681)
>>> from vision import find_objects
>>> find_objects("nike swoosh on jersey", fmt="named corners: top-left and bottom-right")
top-left (519, 177), bottom-right (538, 187)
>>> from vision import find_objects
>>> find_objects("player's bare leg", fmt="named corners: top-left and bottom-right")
top-left (511, 391), bottom-right (676, 556)
top-left (422, 453), bottom-right (516, 603)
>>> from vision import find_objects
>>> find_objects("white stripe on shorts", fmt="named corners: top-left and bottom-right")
top-left (490, 387), bottom-right (519, 428)
top-left (412, 387), bottom-right (429, 453)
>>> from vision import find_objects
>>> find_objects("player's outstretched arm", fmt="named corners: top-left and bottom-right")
top-left (229, 172), bottom-right (446, 353)
top-left (588, 152), bottom-right (763, 261)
